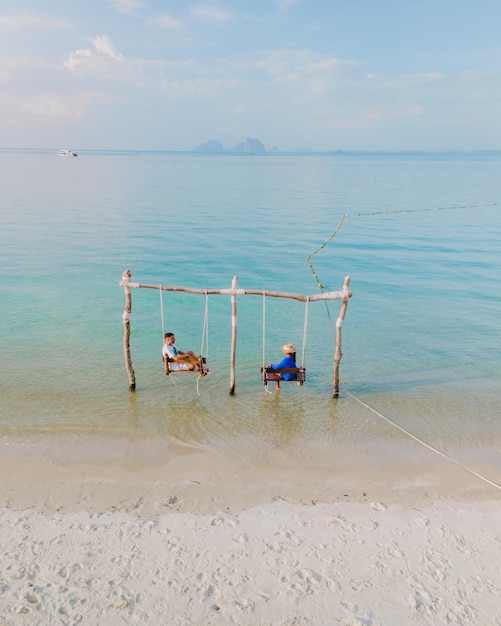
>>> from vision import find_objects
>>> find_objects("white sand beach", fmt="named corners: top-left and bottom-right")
top-left (1, 439), bottom-right (500, 626)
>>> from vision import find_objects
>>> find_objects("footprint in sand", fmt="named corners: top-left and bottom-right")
top-left (457, 578), bottom-right (469, 599)
top-left (327, 515), bottom-right (357, 533)
top-left (385, 542), bottom-right (404, 558)
top-left (369, 502), bottom-right (388, 511)
top-left (448, 532), bottom-right (470, 554)
top-left (470, 575), bottom-right (497, 594)
top-left (350, 578), bottom-right (375, 591)
top-left (25, 592), bottom-right (39, 604)
top-left (340, 599), bottom-right (358, 614)
top-left (211, 514), bottom-right (238, 527)
top-left (414, 586), bottom-right (442, 616)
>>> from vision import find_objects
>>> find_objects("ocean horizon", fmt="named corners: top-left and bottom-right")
top-left (3, 147), bottom-right (501, 156)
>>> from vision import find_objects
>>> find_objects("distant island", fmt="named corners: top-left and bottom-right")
top-left (195, 137), bottom-right (267, 154)
top-left (193, 138), bottom-right (348, 155)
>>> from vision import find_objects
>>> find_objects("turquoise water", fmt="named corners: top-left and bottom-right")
top-left (1, 151), bottom-right (500, 475)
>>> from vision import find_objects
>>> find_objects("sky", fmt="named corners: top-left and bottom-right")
top-left (1, 0), bottom-right (501, 152)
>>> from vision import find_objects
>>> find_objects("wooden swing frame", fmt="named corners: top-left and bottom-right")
top-left (119, 270), bottom-right (352, 397)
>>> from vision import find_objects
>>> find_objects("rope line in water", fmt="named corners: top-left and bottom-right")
top-left (343, 389), bottom-right (501, 491)
top-left (306, 214), bottom-right (347, 289)
top-left (311, 202), bottom-right (500, 489)
top-left (306, 202), bottom-right (497, 290)
top-left (352, 202), bottom-right (496, 218)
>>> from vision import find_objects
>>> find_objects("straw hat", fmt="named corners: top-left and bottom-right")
top-left (281, 342), bottom-right (296, 354)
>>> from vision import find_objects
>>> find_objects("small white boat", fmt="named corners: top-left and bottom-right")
top-left (56, 149), bottom-right (78, 157)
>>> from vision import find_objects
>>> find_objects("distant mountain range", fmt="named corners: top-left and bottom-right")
top-left (195, 137), bottom-right (269, 154)
top-left (193, 138), bottom-right (350, 155)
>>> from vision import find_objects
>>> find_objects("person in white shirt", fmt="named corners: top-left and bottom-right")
top-left (162, 332), bottom-right (197, 371)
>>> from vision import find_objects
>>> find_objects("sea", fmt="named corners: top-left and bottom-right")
top-left (1, 149), bottom-right (500, 484)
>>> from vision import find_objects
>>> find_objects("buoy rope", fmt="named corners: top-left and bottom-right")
top-left (307, 214), bottom-right (347, 289)
top-left (307, 202), bottom-right (497, 290)
top-left (342, 388), bottom-right (501, 491)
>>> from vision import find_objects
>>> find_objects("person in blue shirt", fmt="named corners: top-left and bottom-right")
top-left (265, 342), bottom-right (298, 391)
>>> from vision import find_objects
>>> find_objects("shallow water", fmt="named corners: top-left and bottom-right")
top-left (1, 150), bottom-right (500, 480)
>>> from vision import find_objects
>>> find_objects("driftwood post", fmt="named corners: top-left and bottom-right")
top-left (120, 269), bottom-right (136, 391)
top-left (229, 275), bottom-right (238, 395)
top-left (333, 276), bottom-right (350, 399)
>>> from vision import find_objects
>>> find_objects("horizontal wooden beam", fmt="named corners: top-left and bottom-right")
top-left (119, 275), bottom-right (352, 303)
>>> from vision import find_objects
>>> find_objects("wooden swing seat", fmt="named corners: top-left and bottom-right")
top-left (261, 366), bottom-right (306, 386)
top-left (163, 355), bottom-right (209, 377)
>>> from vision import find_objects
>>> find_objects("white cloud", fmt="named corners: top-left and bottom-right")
top-left (375, 72), bottom-right (443, 88)
top-left (0, 90), bottom-right (111, 126)
top-left (274, 0), bottom-right (300, 9)
top-left (306, 108), bottom-right (383, 130)
top-left (62, 37), bottom-right (161, 91)
top-left (403, 105), bottom-right (425, 116)
top-left (138, 58), bottom-right (199, 72)
top-left (55, 36), bottom-right (501, 151)
top-left (0, 57), bottom-right (39, 83)
top-left (90, 35), bottom-right (126, 62)
top-left (108, 0), bottom-right (147, 15)
top-left (244, 49), bottom-right (346, 80)
top-left (17, 94), bottom-right (87, 119)
top-left (234, 104), bottom-right (253, 113)
top-left (63, 36), bottom-right (126, 76)
top-left (158, 77), bottom-right (234, 97)
top-left (0, 13), bottom-right (72, 30)
top-left (148, 14), bottom-right (185, 30)
top-left (227, 49), bottom-right (348, 105)
top-left (63, 48), bottom-right (93, 73)
top-left (190, 3), bottom-right (234, 22)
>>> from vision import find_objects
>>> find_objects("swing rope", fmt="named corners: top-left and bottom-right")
top-left (342, 388), bottom-right (501, 491)
top-left (261, 294), bottom-right (308, 392)
top-left (160, 287), bottom-right (178, 387)
top-left (159, 286), bottom-right (209, 392)
top-left (160, 286), bottom-right (165, 339)
top-left (301, 297), bottom-right (309, 370)
top-left (262, 292), bottom-right (272, 393)
top-left (199, 291), bottom-right (209, 361)
top-left (262, 291), bottom-right (266, 372)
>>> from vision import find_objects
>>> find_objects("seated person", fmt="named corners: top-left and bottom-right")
top-left (265, 342), bottom-right (298, 391)
top-left (162, 332), bottom-right (197, 371)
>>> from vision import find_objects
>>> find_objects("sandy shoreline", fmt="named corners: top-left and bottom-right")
top-left (1, 440), bottom-right (500, 625)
